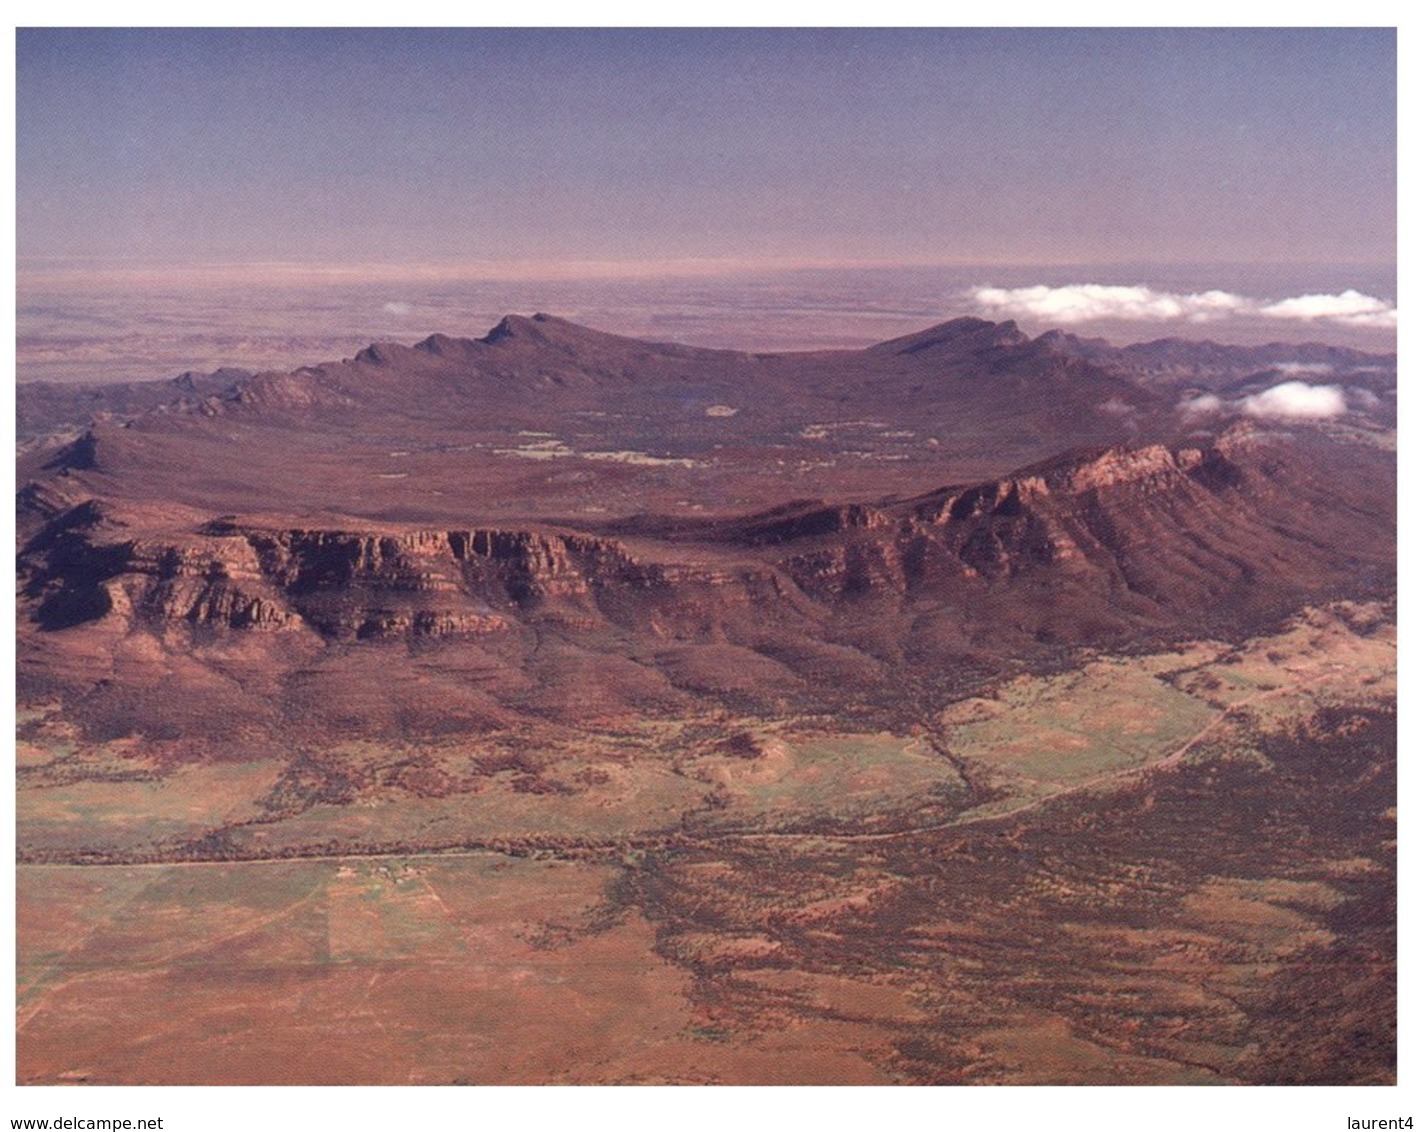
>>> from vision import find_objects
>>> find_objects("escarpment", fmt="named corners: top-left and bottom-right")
top-left (714, 430), bottom-right (1392, 623)
top-left (18, 430), bottom-right (1394, 655)
top-left (17, 512), bottom-right (806, 643)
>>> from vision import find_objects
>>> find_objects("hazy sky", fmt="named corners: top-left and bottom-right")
top-left (16, 28), bottom-right (1396, 277)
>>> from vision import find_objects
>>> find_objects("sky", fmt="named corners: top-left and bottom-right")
top-left (16, 28), bottom-right (1397, 278)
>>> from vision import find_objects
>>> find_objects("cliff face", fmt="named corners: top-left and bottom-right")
top-left (13, 424), bottom-right (1395, 749)
top-left (18, 428), bottom-right (1393, 654)
top-left (18, 511), bottom-right (802, 644)
top-left (22, 518), bottom-right (303, 634)
top-left (734, 429), bottom-right (1391, 628)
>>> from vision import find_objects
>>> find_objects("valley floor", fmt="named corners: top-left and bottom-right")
top-left (15, 604), bottom-right (1396, 1085)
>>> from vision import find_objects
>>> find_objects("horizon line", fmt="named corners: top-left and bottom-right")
top-left (17, 254), bottom-right (1399, 291)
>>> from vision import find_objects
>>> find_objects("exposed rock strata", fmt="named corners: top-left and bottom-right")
top-left (17, 429), bottom-right (1394, 652)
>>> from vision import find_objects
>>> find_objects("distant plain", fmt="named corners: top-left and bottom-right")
top-left (17, 262), bottom-right (1397, 385)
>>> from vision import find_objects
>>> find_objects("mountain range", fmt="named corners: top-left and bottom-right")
top-left (15, 313), bottom-right (1396, 1086)
top-left (16, 314), bottom-right (1395, 744)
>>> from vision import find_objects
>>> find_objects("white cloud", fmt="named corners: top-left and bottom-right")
top-left (1259, 289), bottom-right (1397, 329)
top-left (1179, 393), bottom-right (1224, 418)
top-left (1240, 381), bottom-right (1347, 420)
top-left (968, 284), bottom-right (1395, 331)
top-left (1271, 362), bottom-right (1336, 376)
top-left (970, 284), bottom-right (1248, 324)
top-left (382, 301), bottom-right (413, 316)
top-left (1177, 383), bottom-right (1352, 421)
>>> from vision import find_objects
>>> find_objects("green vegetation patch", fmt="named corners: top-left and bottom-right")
top-left (946, 659), bottom-right (1219, 787)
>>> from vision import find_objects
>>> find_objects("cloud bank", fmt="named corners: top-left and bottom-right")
top-left (1181, 381), bottom-right (1348, 422)
top-left (1239, 382), bottom-right (1348, 420)
top-left (1258, 289), bottom-right (1396, 329)
top-left (969, 284), bottom-right (1396, 330)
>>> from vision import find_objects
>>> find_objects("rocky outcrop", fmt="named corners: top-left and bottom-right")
top-left (870, 317), bottom-right (1030, 359)
top-left (41, 431), bottom-right (100, 472)
top-left (226, 371), bottom-right (356, 412)
top-left (19, 513), bottom-right (791, 642)
top-left (135, 577), bottom-right (296, 631)
top-left (735, 502), bottom-right (894, 546)
top-left (21, 523), bottom-right (301, 633)
top-left (450, 528), bottom-right (636, 600)
top-left (752, 431), bottom-right (1392, 616)
top-left (16, 369), bottom-right (251, 440)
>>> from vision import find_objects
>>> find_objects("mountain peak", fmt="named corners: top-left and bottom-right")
top-left (483, 313), bottom-right (537, 343)
top-left (481, 312), bottom-right (588, 345)
top-left (870, 317), bottom-right (1028, 358)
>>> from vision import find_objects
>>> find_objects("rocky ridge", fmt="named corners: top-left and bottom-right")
top-left (18, 425), bottom-right (1392, 653)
